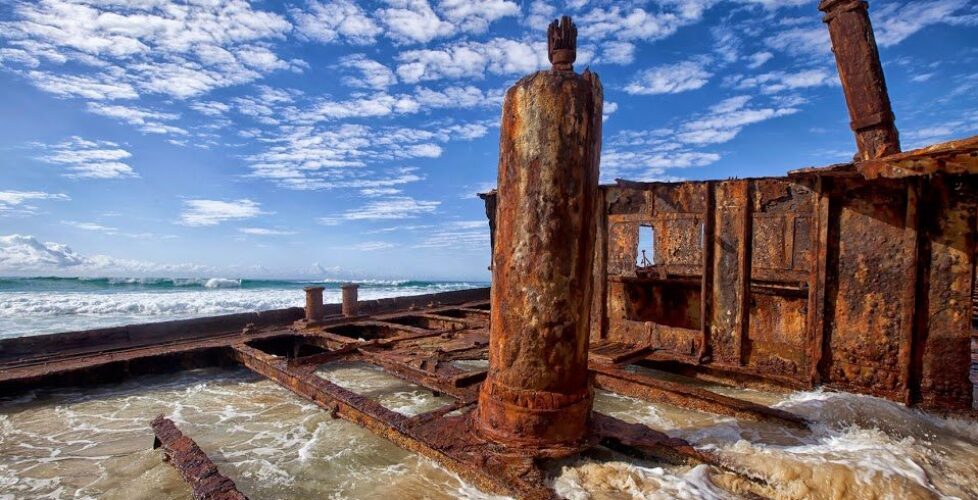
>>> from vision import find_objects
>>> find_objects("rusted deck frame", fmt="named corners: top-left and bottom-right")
top-left (151, 415), bottom-right (248, 500)
top-left (229, 343), bottom-right (558, 499)
top-left (230, 334), bottom-right (773, 499)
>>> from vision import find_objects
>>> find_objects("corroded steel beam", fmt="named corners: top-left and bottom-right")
top-left (591, 364), bottom-right (807, 428)
top-left (477, 15), bottom-right (603, 451)
top-left (151, 415), bottom-right (248, 500)
top-left (820, 0), bottom-right (900, 160)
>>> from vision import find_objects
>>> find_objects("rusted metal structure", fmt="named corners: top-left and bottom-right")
top-left (151, 415), bottom-right (249, 500)
top-left (1, 4), bottom-right (976, 499)
top-left (474, 3), bottom-right (978, 413)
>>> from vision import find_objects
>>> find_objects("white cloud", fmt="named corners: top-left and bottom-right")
top-left (0, 191), bottom-right (70, 216)
top-left (732, 68), bottom-right (838, 94)
top-left (179, 199), bottom-right (266, 226)
top-left (2, 0), bottom-right (297, 100)
top-left (35, 136), bottom-right (137, 179)
top-left (0, 234), bottom-right (206, 275)
top-left (624, 59), bottom-right (713, 95)
top-left (291, 0), bottom-right (382, 45)
top-left (26, 71), bottom-right (139, 100)
top-left (599, 41), bottom-right (636, 65)
top-left (340, 54), bottom-right (397, 90)
top-left (746, 51), bottom-right (774, 69)
top-left (86, 102), bottom-right (187, 136)
top-left (377, 0), bottom-right (456, 44)
top-left (345, 241), bottom-right (396, 251)
top-left (61, 220), bottom-right (118, 233)
top-left (577, 4), bottom-right (709, 42)
top-left (676, 95), bottom-right (800, 145)
top-left (874, 0), bottom-right (972, 47)
top-left (396, 38), bottom-right (550, 83)
top-left (239, 227), bottom-right (297, 236)
top-left (413, 220), bottom-right (489, 251)
top-left (764, 25), bottom-right (830, 57)
top-left (437, 0), bottom-right (520, 34)
top-left (375, 0), bottom-right (519, 44)
top-left (341, 196), bottom-right (440, 220)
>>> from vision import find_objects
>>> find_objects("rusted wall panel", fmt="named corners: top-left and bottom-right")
top-left (822, 180), bottom-right (917, 401)
top-left (915, 176), bottom-right (976, 409)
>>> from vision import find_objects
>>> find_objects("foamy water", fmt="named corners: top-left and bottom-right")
top-left (2, 365), bottom-right (976, 499)
top-left (0, 278), bottom-right (485, 338)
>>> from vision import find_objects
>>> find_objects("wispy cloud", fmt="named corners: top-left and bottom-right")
top-left (0, 191), bottom-right (70, 216)
top-left (35, 136), bottom-right (137, 179)
top-left (179, 199), bottom-right (266, 226)
top-left (239, 227), bottom-right (297, 236)
top-left (624, 59), bottom-right (713, 95)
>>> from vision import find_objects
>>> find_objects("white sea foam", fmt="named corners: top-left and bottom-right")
top-left (0, 283), bottom-right (477, 338)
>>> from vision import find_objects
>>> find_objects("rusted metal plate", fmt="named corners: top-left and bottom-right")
top-left (915, 176), bottom-right (976, 409)
top-left (857, 135), bottom-right (978, 179)
top-left (151, 415), bottom-right (248, 500)
top-left (821, 180), bottom-right (918, 401)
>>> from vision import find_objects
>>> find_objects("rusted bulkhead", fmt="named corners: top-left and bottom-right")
top-left (477, 16), bottom-right (603, 449)
top-left (482, 160), bottom-right (977, 411)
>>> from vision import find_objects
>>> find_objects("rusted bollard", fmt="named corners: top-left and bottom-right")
top-left (341, 283), bottom-right (359, 317)
top-left (819, 0), bottom-right (900, 160)
top-left (476, 16), bottom-right (602, 451)
top-left (304, 286), bottom-right (325, 323)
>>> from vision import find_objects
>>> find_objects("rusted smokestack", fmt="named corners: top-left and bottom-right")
top-left (820, 0), bottom-right (900, 161)
top-left (476, 16), bottom-right (602, 450)
top-left (341, 283), bottom-right (359, 317)
top-left (303, 286), bottom-right (324, 323)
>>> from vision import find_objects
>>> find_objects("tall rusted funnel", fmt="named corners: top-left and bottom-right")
top-left (820, 0), bottom-right (901, 160)
top-left (476, 15), bottom-right (602, 452)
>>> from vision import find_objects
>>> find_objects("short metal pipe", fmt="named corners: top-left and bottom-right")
top-left (303, 286), bottom-right (325, 323)
top-left (341, 283), bottom-right (359, 317)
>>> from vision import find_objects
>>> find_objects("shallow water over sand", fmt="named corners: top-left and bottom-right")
top-left (1, 366), bottom-right (976, 499)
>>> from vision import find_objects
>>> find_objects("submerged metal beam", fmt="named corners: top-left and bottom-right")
top-left (151, 415), bottom-right (248, 500)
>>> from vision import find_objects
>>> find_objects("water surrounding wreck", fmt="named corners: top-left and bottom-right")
top-left (0, 278), bottom-right (484, 338)
top-left (2, 366), bottom-right (976, 500)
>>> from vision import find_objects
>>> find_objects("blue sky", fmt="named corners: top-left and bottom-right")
top-left (0, 0), bottom-right (976, 281)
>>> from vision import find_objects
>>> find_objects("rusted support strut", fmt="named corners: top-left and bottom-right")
top-left (820, 0), bottom-right (900, 160)
top-left (151, 415), bottom-right (248, 500)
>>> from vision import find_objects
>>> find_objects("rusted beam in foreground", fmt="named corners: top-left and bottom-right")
top-left (591, 365), bottom-right (807, 428)
top-left (151, 415), bottom-right (248, 500)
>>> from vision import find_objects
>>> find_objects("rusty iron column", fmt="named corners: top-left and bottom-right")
top-left (476, 16), bottom-right (602, 451)
top-left (820, 0), bottom-right (901, 160)
top-left (304, 286), bottom-right (324, 323)
top-left (341, 283), bottom-right (359, 317)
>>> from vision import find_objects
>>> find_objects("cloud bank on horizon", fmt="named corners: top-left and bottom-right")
top-left (1, 0), bottom-right (976, 280)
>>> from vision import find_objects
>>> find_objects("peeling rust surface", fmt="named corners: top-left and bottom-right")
top-left (151, 415), bottom-right (248, 500)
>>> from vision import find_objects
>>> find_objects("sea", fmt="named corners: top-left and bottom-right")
top-left (0, 276), bottom-right (485, 339)
top-left (1, 277), bottom-right (977, 499)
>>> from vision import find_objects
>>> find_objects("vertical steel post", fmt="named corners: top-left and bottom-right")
top-left (820, 0), bottom-right (901, 160)
top-left (476, 16), bottom-right (603, 450)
